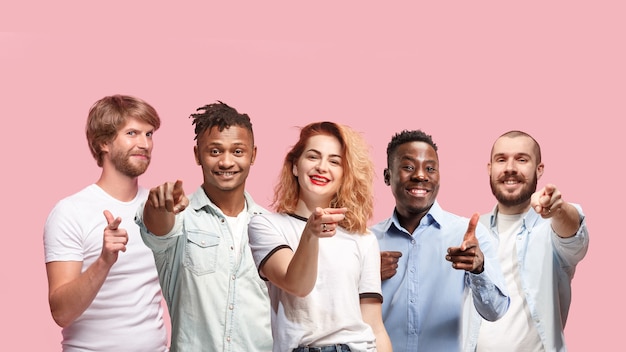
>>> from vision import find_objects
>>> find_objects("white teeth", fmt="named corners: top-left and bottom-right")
top-left (311, 176), bottom-right (328, 183)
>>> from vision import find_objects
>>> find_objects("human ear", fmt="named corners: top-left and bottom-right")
top-left (193, 145), bottom-right (201, 166)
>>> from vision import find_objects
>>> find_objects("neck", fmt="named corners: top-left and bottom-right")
top-left (96, 167), bottom-right (139, 202)
top-left (497, 200), bottom-right (531, 215)
top-left (294, 197), bottom-right (332, 219)
top-left (203, 186), bottom-right (246, 217)
top-left (397, 213), bottom-right (425, 235)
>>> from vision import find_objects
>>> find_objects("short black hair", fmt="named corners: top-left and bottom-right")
top-left (386, 129), bottom-right (437, 167)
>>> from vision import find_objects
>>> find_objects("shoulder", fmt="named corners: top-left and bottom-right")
top-left (369, 217), bottom-right (392, 236)
top-left (250, 212), bottom-right (289, 225)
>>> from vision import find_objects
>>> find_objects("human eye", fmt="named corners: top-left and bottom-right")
top-left (146, 131), bottom-right (154, 137)
top-left (126, 130), bottom-right (137, 136)
top-left (234, 148), bottom-right (245, 156)
top-left (401, 164), bottom-right (414, 171)
top-left (427, 166), bottom-right (437, 173)
top-left (210, 148), bottom-right (221, 155)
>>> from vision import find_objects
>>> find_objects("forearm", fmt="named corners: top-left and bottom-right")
top-left (469, 272), bottom-right (510, 321)
top-left (360, 299), bottom-right (392, 352)
top-left (283, 234), bottom-right (320, 297)
top-left (47, 258), bottom-right (111, 327)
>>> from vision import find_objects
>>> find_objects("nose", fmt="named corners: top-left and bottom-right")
top-left (218, 153), bottom-right (235, 168)
top-left (411, 168), bottom-right (427, 182)
top-left (137, 133), bottom-right (150, 150)
top-left (315, 159), bottom-right (329, 173)
top-left (504, 158), bottom-right (516, 173)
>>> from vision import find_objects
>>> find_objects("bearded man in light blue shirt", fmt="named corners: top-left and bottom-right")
top-left (372, 129), bottom-right (509, 352)
top-left (464, 130), bottom-right (588, 352)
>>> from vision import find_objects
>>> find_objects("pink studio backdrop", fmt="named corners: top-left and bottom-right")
top-left (1, 2), bottom-right (622, 350)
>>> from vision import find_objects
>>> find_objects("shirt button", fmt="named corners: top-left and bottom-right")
top-left (229, 304), bottom-right (234, 310)
top-left (232, 275), bottom-right (236, 280)
top-left (221, 218), bottom-right (225, 223)
top-left (230, 246), bottom-right (234, 250)
top-left (201, 241), bottom-right (206, 245)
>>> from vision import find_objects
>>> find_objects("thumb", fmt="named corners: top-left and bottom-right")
top-left (103, 210), bottom-right (121, 230)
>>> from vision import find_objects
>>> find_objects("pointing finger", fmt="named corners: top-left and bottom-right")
top-left (461, 212), bottom-right (480, 251)
top-left (463, 212), bottom-right (479, 242)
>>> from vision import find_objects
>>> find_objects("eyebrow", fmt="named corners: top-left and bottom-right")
top-left (305, 148), bottom-right (342, 159)
top-left (399, 155), bottom-right (436, 163)
top-left (493, 152), bottom-right (532, 159)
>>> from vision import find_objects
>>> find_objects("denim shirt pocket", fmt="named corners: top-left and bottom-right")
top-left (184, 230), bottom-right (221, 275)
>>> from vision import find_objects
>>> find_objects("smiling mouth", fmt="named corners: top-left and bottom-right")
top-left (310, 175), bottom-right (330, 185)
top-left (130, 154), bottom-right (150, 161)
top-left (214, 171), bottom-right (238, 177)
top-left (502, 177), bottom-right (522, 186)
top-left (407, 188), bottom-right (428, 196)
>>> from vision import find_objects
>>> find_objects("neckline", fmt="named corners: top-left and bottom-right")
top-left (287, 213), bottom-right (308, 222)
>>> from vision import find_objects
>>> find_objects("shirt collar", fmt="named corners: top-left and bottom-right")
top-left (388, 200), bottom-right (443, 235)
top-left (189, 186), bottom-right (264, 216)
top-left (490, 204), bottom-right (540, 233)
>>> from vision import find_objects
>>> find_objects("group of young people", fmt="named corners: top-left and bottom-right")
top-left (43, 94), bottom-right (589, 352)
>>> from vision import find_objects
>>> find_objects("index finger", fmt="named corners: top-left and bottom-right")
top-left (173, 180), bottom-right (184, 197)
top-left (463, 212), bottom-right (479, 241)
top-left (543, 184), bottom-right (556, 197)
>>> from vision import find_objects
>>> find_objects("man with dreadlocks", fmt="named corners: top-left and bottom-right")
top-left (135, 101), bottom-right (272, 352)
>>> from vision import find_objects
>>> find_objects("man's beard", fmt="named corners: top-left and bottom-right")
top-left (490, 173), bottom-right (537, 207)
top-left (111, 149), bottom-right (150, 177)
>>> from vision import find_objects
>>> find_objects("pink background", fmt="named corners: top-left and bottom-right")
top-left (1, 2), bottom-right (622, 350)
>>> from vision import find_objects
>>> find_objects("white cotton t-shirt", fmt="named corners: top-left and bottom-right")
top-left (224, 203), bottom-right (248, 264)
top-left (477, 212), bottom-right (543, 352)
top-left (44, 184), bottom-right (167, 352)
top-left (248, 213), bottom-right (382, 352)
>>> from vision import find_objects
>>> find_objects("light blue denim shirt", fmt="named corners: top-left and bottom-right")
top-left (136, 187), bottom-right (273, 352)
top-left (371, 201), bottom-right (509, 352)
top-left (463, 204), bottom-right (588, 352)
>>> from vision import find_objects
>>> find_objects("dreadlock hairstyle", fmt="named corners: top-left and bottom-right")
top-left (272, 121), bottom-right (374, 234)
top-left (189, 101), bottom-right (254, 144)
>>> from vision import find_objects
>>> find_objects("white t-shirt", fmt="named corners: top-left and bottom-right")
top-left (248, 213), bottom-right (382, 352)
top-left (477, 212), bottom-right (543, 352)
top-left (44, 184), bottom-right (167, 352)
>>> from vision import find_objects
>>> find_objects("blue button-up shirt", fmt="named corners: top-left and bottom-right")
top-left (136, 187), bottom-right (273, 352)
top-left (463, 204), bottom-right (588, 352)
top-left (371, 201), bottom-right (509, 352)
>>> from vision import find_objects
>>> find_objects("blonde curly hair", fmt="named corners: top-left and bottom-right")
top-left (272, 121), bottom-right (374, 234)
